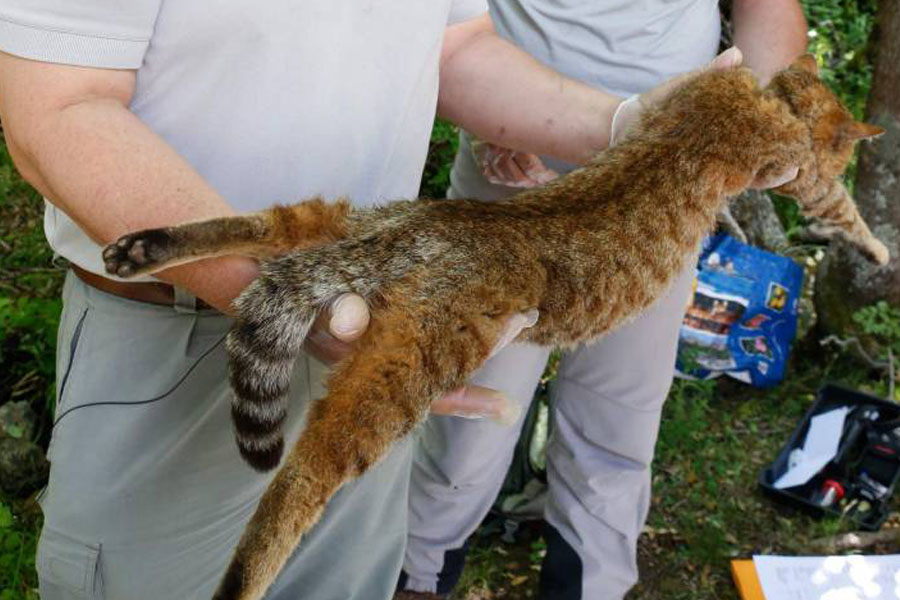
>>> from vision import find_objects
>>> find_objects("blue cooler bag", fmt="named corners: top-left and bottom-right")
top-left (675, 234), bottom-right (804, 387)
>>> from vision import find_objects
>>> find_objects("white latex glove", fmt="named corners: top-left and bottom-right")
top-left (471, 138), bottom-right (559, 188)
top-left (305, 294), bottom-right (538, 424)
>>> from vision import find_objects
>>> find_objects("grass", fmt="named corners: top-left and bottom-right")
top-left (453, 351), bottom-right (900, 600)
top-left (0, 142), bottom-right (62, 600)
top-left (632, 353), bottom-right (898, 599)
top-left (0, 502), bottom-right (40, 600)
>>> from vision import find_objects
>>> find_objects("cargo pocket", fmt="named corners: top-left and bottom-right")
top-left (37, 528), bottom-right (104, 600)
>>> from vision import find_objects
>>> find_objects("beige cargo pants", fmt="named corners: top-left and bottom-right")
top-left (38, 272), bottom-right (412, 600)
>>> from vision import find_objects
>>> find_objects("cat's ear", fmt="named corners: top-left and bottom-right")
top-left (791, 54), bottom-right (819, 75)
top-left (843, 121), bottom-right (886, 141)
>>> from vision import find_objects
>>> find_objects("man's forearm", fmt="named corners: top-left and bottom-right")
top-left (438, 16), bottom-right (620, 165)
top-left (733, 0), bottom-right (808, 85)
top-left (20, 98), bottom-right (258, 312)
top-left (0, 55), bottom-right (256, 312)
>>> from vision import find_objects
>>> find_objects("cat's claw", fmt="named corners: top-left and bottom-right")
top-left (102, 229), bottom-right (173, 278)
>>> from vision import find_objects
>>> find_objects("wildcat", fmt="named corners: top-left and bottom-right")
top-left (102, 56), bottom-right (887, 600)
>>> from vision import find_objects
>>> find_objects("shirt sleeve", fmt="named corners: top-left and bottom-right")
top-left (0, 0), bottom-right (161, 69)
top-left (447, 0), bottom-right (488, 25)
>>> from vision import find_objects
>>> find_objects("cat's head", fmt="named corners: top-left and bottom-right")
top-left (768, 55), bottom-right (884, 190)
top-left (764, 55), bottom-right (889, 265)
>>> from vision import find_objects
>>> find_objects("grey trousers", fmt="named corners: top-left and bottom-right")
top-left (403, 265), bottom-right (695, 599)
top-left (37, 272), bottom-right (412, 600)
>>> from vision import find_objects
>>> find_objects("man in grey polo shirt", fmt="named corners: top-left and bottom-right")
top-left (398, 1), bottom-right (807, 599)
top-left (0, 2), bottom-right (757, 599)
top-left (399, 0), bottom-right (806, 600)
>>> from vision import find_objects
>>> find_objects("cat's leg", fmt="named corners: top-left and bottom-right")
top-left (214, 295), bottom-right (518, 600)
top-left (102, 197), bottom-right (352, 277)
top-left (794, 180), bottom-right (889, 265)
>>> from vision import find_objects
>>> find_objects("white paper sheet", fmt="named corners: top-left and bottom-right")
top-left (773, 406), bottom-right (850, 490)
top-left (754, 555), bottom-right (900, 599)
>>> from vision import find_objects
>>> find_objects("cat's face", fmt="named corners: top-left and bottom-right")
top-left (770, 55), bottom-right (884, 190)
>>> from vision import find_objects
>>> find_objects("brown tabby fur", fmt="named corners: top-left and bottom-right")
top-left (102, 57), bottom-right (887, 600)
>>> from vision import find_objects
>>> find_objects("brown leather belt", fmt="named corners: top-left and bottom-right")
top-left (71, 264), bottom-right (213, 310)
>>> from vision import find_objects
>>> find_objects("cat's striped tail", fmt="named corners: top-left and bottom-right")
top-left (213, 303), bottom-right (437, 600)
top-left (213, 290), bottom-right (515, 600)
top-left (225, 275), bottom-right (326, 471)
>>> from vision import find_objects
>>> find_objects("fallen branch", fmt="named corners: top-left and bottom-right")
top-left (809, 528), bottom-right (900, 553)
top-left (820, 335), bottom-right (899, 383)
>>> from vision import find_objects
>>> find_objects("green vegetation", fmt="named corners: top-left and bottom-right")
top-left (0, 139), bottom-right (60, 600)
top-left (0, 2), bottom-right (895, 599)
top-left (420, 118), bottom-right (461, 199)
top-left (0, 502), bottom-right (39, 600)
top-left (802, 0), bottom-right (877, 119)
top-left (633, 358), bottom-right (895, 599)
top-left (0, 298), bottom-right (61, 412)
top-left (853, 301), bottom-right (900, 361)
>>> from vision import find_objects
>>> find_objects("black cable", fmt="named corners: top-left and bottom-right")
top-left (52, 332), bottom-right (228, 428)
top-left (56, 308), bottom-right (89, 406)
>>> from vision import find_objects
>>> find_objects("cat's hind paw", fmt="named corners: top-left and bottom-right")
top-left (102, 229), bottom-right (175, 278)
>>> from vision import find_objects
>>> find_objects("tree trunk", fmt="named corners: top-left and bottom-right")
top-left (816, 0), bottom-right (900, 335)
top-left (729, 190), bottom-right (790, 253)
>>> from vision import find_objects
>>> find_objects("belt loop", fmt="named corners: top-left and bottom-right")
top-left (173, 286), bottom-right (198, 314)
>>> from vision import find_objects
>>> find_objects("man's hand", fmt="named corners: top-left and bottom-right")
top-left (304, 294), bottom-right (372, 364)
top-left (471, 138), bottom-right (559, 188)
top-left (751, 165), bottom-right (801, 190)
top-left (309, 295), bottom-right (537, 423)
top-left (434, 308), bottom-right (538, 424)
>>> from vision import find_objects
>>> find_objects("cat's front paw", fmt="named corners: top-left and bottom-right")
top-left (102, 229), bottom-right (174, 278)
top-left (863, 238), bottom-right (890, 267)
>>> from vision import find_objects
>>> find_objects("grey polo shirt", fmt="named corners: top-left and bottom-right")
top-left (491, 0), bottom-right (721, 98)
top-left (450, 0), bottom-right (722, 199)
top-left (0, 0), bottom-right (488, 279)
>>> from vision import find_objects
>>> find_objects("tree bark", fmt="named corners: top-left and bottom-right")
top-left (729, 190), bottom-right (790, 253)
top-left (816, 0), bottom-right (900, 335)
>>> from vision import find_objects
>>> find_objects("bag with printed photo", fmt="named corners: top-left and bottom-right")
top-left (676, 234), bottom-right (804, 388)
